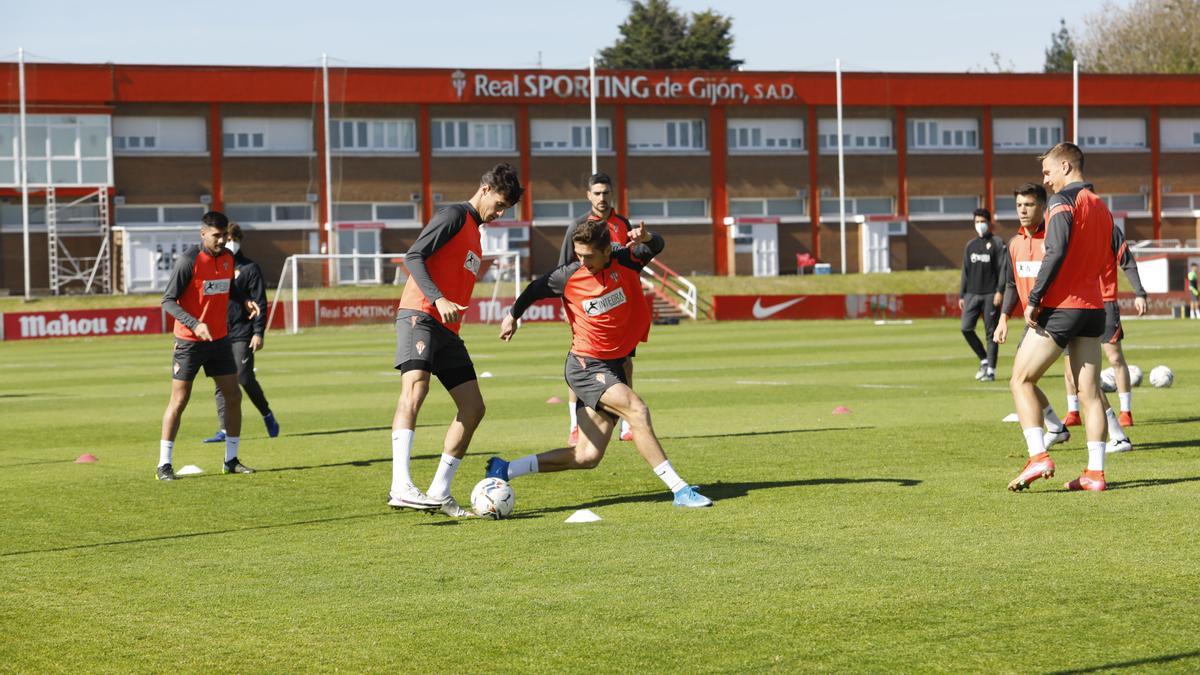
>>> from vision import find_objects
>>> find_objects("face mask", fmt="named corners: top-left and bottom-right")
top-left (974, 222), bottom-right (989, 237)
top-left (226, 241), bottom-right (241, 254)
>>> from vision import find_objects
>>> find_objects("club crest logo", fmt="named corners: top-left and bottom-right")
top-left (596, 374), bottom-right (606, 384)
top-left (451, 70), bottom-right (467, 99)
top-left (173, 362), bottom-right (181, 374)
top-left (464, 250), bottom-right (481, 275)
top-left (415, 340), bottom-right (426, 355)
top-left (610, 271), bottom-right (619, 282)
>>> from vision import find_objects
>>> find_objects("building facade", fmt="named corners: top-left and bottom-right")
top-left (2, 63), bottom-right (1199, 293)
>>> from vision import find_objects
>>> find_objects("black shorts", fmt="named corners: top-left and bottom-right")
top-left (1101, 301), bottom-right (1123, 344)
top-left (172, 336), bottom-right (237, 381)
top-left (1036, 307), bottom-right (1105, 349)
top-left (565, 352), bottom-right (629, 417)
top-left (394, 311), bottom-right (476, 390)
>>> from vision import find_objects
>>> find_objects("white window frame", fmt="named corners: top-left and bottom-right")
top-left (818, 195), bottom-right (894, 215)
top-left (907, 118), bottom-right (979, 152)
top-left (530, 119), bottom-right (613, 155)
top-left (627, 198), bottom-right (708, 223)
top-left (1078, 118), bottom-right (1147, 151)
top-left (0, 114), bottom-right (112, 187)
top-left (817, 119), bottom-right (893, 154)
top-left (627, 119), bottom-right (707, 154)
top-left (330, 118), bottom-right (416, 155)
top-left (224, 202), bottom-right (316, 229)
top-left (1100, 194), bottom-right (1148, 213)
top-left (115, 204), bottom-right (208, 226)
top-left (114, 117), bottom-right (207, 155)
top-left (1161, 119), bottom-right (1200, 151)
top-left (1162, 193), bottom-right (1200, 213)
top-left (222, 118), bottom-right (314, 155)
top-left (727, 119), bottom-right (805, 154)
top-left (728, 197), bottom-right (808, 222)
top-left (906, 195), bottom-right (979, 218)
top-left (993, 118), bottom-right (1064, 152)
top-left (531, 200), bottom-right (594, 223)
top-left (332, 202), bottom-right (421, 228)
top-left (431, 118), bottom-right (516, 155)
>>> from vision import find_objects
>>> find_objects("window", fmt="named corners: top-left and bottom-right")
top-left (225, 203), bottom-right (313, 223)
top-left (330, 119), bottom-right (416, 153)
top-left (1161, 119), bottom-right (1200, 150)
top-left (729, 198), bottom-right (807, 217)
top-left (819, 196), bottom-right (893, 215)
top-left (908, 195), bottom-right (978, 214)
top-left (116, 204), bottom-right (206, 224)
top-left (432, 119), bottom-right (515, 153)
top-left (530, 119), bottom-right (612, 154)
top-left (1099, 194), bottom-right (1147, 212)
top-left (993, 118), bottom-right (1063, 151)
top-left (222, 118), bottom-right (313, 153)
top-left (908, 119), bottom-right (978, 151)
top-left (1162, 194), bottom-right (1199, 211)
top-left (627, 119), bottom-right (706, 152)
top-left (337, 228), bottom-right (381, 284)
top-left (1079, 118), bottom-right (1147, 150)
top-left (727, 119), bottom-right (804, 153)
top-left (532, 200), bottom-right (593, 220)
top-left (628, 199), bottom-right (707, 219)
top-left (114, 117), bottom-right (206, 154)
top-left (332, 202), bottom-right (418, 223)
top-left (0, 114), bottom-right (111, 186)
top-left (817, 119), bottom-right (892, 154)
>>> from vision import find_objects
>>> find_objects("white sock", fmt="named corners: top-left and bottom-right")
top-left (224, 436), bottom-right (240, 462)
top-left (1118, 392), bottom-right (1132, 412)
top-left (1106, 408), bottom-right (1128, 442)
top-left (621, 419), bottom-right (632, 435)
top-left (507, 454), bottom-right (539, 480)
top-left (1023, 427), bottom-right (1047, 457)
top-left (159, 440), bottom-right (173, 467)
top-left (568, 402), bottom-right (578, 430)
top-left (654, 460), bottom-right (688, 493)
top-left (1087, 441), bottom-right (1106, 471)
top-left (1067, 395), bottom-right (1080, 413)
top-left (391, 429), bottom-right (415, 494)
top-left (427, 453), bottom-right (460, 500)
top-left (980, 359), bottom-right (988, 365)
top-left (1044, 406), bottom-right (1063, 430)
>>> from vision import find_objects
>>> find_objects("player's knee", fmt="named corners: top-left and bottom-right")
top-left (460, 400), bottom-right (486, 427)
top-left (625, 401), bottom-right (651, 428)
top-left (574, 446), bottom-right (603, 469)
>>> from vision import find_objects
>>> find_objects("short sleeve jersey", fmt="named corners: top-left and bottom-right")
top-left (398, 203), bottom-right (483, 335)
top-left (162, 245), bottom-right (237, 342)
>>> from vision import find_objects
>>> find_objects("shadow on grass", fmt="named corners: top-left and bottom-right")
top-left (1106, 475), bottom-right (1200, 491)
top-left (257, 454), bottom-right (442, 474)
top-left (1128, 439), bottom-right (1200, 452)
top-left (522, 477), bottom-right (921, 517)
top-left (1136, 416), bottom-right (1200, 427)
top-left (1050, 649), bottom-right (1200, 673)
top-left (285, 423), bottom-right (437, 439)
top-left (0, 458), bottom-right (79, 468)
top-left (660, 426), bottom-right (873, 441)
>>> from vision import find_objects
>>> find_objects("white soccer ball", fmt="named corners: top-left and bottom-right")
top-left (471, 477), bottom-right (515, 519)
top-left (1149, 365), bottom-right (1174, 389)
top-left (1099, 367), bottom-right (1117, 393)
top-left (1128, 364), bottom-right (1143, 387)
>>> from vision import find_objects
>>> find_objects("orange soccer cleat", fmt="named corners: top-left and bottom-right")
top-left (1061, 411), bottom-right (1082, 427)
top-left (1118, 411), bottom-right (1133, 427)
top-left (1008, 453), bottom-right (1056, 492)
top-left (567, 425), bottom-right (579, 447)
top-left (1065, 470), bottom-right (1107, 492)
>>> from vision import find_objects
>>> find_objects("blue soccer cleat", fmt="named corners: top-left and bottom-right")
top-left (485, 457), bottom-right (510, 481)
top-left (203, 430), bottom-right (226, 444)
top-left (672, 485), bottom-right (713, 508)
top-left (263, 412), bottom-right (280, 438)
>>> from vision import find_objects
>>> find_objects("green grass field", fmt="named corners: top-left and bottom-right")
top-left (2, 318), bottom-right (1199, 672)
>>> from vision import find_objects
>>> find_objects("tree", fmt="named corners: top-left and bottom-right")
top-left (598, 0), bottom-right (743, 70)
top-left (1073, 0), bottom-right (1200, 73)
top-left (1044, 18), bottom-right (1075, 72)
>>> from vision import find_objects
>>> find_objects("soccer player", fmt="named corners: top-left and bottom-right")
top-left (558, 172), bottom-right (635, 446)
top-left (387, 163), bottom-right (524, 517)
top-left (489, 219), bottom-right (712, 508)
top-left (1189, 263), bottom-right (1199, 319)
top-left (157, 211), bottom-right (261, 481)
top-left (958, 208), bottom-right (1006, 381)
top-left (203, 222), bottom-right (280, 444)
top-left (1005, 142), bottom-right (1116, 492)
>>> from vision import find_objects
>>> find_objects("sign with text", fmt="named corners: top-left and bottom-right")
top-left (3, 307), bottom-right (163, 340)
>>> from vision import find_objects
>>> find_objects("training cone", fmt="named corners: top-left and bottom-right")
top-left (546, 395), bottom-right (563, 404)
top-left (177, 465), bottom-right (204, 476)
top-left (479, 371), bottom-right (494, 379)
top-left (565, 509), bottom-right (602, 523)
top-left (75, 453), bottom-right (98, 464)
top-left (832, 406), bottom-right (852, 415)
top-left (1002, 413), bottom-right (1020, 422)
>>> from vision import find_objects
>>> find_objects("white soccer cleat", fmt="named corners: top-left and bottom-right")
top-left (1043, 427), bottom-right (1071, 449)
top-left (387, 483), bottom-right (442, 511)
top-left (437, 495), bottom-right (476, 518)
top-left (1105, 438), bottom-right (1133, 454)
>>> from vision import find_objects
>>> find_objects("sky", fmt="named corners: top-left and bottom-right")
top-left (4, 0), bottom-right (1121, 73)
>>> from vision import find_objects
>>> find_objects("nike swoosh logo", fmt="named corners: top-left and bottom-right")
top-left (241, 357), bottom-right (250, 364)
top-left (751, 297), bottom-right (805, 319)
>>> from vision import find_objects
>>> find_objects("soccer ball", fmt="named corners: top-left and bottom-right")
top-left (1128, 364), bottom-right (1143, 387)
top-left (471, 477), bottom-right (515, 519)
top-left (1149, 365), bottom-right (1174, 389)
top-left (1099, 367), bottom-right (1117, 392)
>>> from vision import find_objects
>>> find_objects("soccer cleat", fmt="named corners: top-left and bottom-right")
top-left (1043, 427), bottom-right (1071, 449)
top-left (203, 430), bottom-right (226, 444)
top-left (437, 495), bottom-right (475, 518)
top-left (1062, 411), bottom-right (1082, 427)
top-left (1065, 470), bottom-right (1107, 491)
top-left (386, 483), bottom-right (441, 510)
top-left (979, 372), bottom-right (996, 382)
top-left (567, 426), bottom-right (579, 447)
top-left (485, 456), bottom-right (510, 481)
top-left (620, 428), bottom-right (634, 442)
top-left (974, 364), bottom-right (988, 381)
top-left (1007, 453), bottom-right (1056, 492)
top-left (156, 463), bottom-right (177, 481)
top-left (222, 457), bottom-right (255, 474)
top-left (1106, 438), bottom-right (1133, 454)
top-left (263, 412), bottom-right (280, 438)
top-left (672, 485), bottom-right (713, 508)
top-left (1118, 411), bottom-right (1133, 427)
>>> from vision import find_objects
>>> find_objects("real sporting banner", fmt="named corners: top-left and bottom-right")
top-left (2, 307), bottom-right (163, 340)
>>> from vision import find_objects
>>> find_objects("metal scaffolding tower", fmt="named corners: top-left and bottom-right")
top-left (45, 186), bottom-right (112, 295)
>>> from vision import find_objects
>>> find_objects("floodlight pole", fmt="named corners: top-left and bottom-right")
top-left (19, 47), bottom-right (31, 300)
top-left (836, 58), bottom-right (847, 275)
top-left (589, 57), bottom-right (598, 174)
top-left (322, 53), bottom-right (335, 279)
top-left (1072, 60), bottom-right (1079, 145)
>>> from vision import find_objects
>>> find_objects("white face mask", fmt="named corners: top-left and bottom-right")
top-left (974, 222), bottom-right (989, 237)
top-left (226, 241), bottom-right (241, 254)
